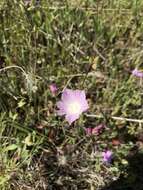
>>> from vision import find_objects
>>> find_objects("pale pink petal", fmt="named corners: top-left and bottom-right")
top-left (57, 101), bottom-right (64, 109)
top-left (92, 124), bottom-right (105, 135)
top-left (102, 150), bottom-right (112, 163)
top-left (75, 90), bottom-right (86, 99)
top-left (81, 101), bottom-right (89, 112)
top-left (91, 128), bottom-right (98, 134)
top-left (65, 114), bottom-right (80, 125)
top-left (106, 150), bottom-right (112, 157)
top-left (74, 90), bottom-right (89, 111)
top-left (85, 128), bottom-right (92, 135)
top-left (132, 69), bottom-right (143, 78)
top-left (61, 89), bottom-right (74, 101)
top-left (57, 101), bottom-right (66, 116)
top-left (56, 89), bottom-right (89, 125)
top-left (49, 84), bottom-right (57, 94)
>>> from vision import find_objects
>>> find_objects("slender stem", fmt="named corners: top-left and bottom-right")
top-left (47, 6), bottom-right (132, 13)
top-left (0, 65), bottom-right (27, 76)
top-left (85, 113), bottom-right (143, 123)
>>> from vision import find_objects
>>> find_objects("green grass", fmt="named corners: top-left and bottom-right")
top-left (0, 0), bottom-right (143, 189)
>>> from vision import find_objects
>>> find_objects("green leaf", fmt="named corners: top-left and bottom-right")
top-left (18, 99), bottom-right (26, 108)
top-left (5, 144), bottom-right (18, 151)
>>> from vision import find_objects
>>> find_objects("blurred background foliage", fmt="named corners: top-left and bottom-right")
top-left (0, 0), bottom-right (143, 189)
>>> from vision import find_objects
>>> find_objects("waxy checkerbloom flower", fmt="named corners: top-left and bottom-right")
top-left (49, 84), bottom-right (57, 95)
top-left (85, 124), bottom-right (106, 135)
top-left (57, 89), bottom-right (89, 125)
top-left (102, 150), bottom-right (112, 163)
top-left (132, 69), bottom-right (143, 78)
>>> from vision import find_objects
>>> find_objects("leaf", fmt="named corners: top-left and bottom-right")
top-left (24, 135), bottom-right (33, 146)
top-left (18, 99), bottom-right (26, 108)
top-left (9, 111), bottom-right (18, 121)
top-left (92, 57), bottom-right (99, 70)
top-left (5, 144), bottom-right (18, 151)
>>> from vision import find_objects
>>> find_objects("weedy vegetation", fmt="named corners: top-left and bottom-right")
top-left (0, 0), bottom-right (143, 189)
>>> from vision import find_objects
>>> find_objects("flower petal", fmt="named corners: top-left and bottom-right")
top-left (106, 150), bottom-right (112, 157)
top-left (56, 89), bottom-right (89, 125)
top-left (85, 128), bottom-right (92, 135)
top-left (61, 89), bottom-right (73, 101)
top-left (57, 101), bottom-right (63, 109)
top-left (75, 90), bottom-right (86, 99)
top-left (57, 101), bottom-right (66, 116)
top-left (65, 114), bottom-right (80, 125)
top-left (132, 69), bottom-right (143, 78)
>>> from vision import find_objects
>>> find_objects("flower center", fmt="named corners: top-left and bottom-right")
top-left (68, 101), bottom-right (81, 115)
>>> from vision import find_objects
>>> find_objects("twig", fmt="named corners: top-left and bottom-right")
top-left (0, 65), bottom-right (27, 76)
top-left (60, 71), bottom-right (106, 93)
top-left (85, 113), bottom-right (143, 123)
top-left (57, 71), bottom-right (107, 79)
top-left (93, 45), bottom-right (106, 62)
top-left (47, 6), bottom-right (133, 13)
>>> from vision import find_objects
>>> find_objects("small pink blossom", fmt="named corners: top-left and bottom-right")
top-left (102, 150), bottom-right (112, 163)
top-left (49, 84), bottom-right (57, 95)
top-left (85, 124), bottom-right (105, 135)
top-left (85, 128), bottom-right (93, 135)
top-left (132, 69), bottom-right (143, 78)
top-left (57, 89), bottom-right (89, 125)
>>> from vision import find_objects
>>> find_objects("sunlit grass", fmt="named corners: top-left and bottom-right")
top-left (0, 0), bottom-right (143, 189)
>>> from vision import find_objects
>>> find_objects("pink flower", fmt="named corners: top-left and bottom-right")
top-left (85, 128), bottom-right (92, 135)
top-left (132, 69), bottom-right (143, 78)
top-left (57, 89), bottom-right (89, 125)
top-left (102, 150), bottom-right (112, 163)
top-left (49, 84), bottom-right (57, 95)
top-left (85, 124), bottom-right (105, 135)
